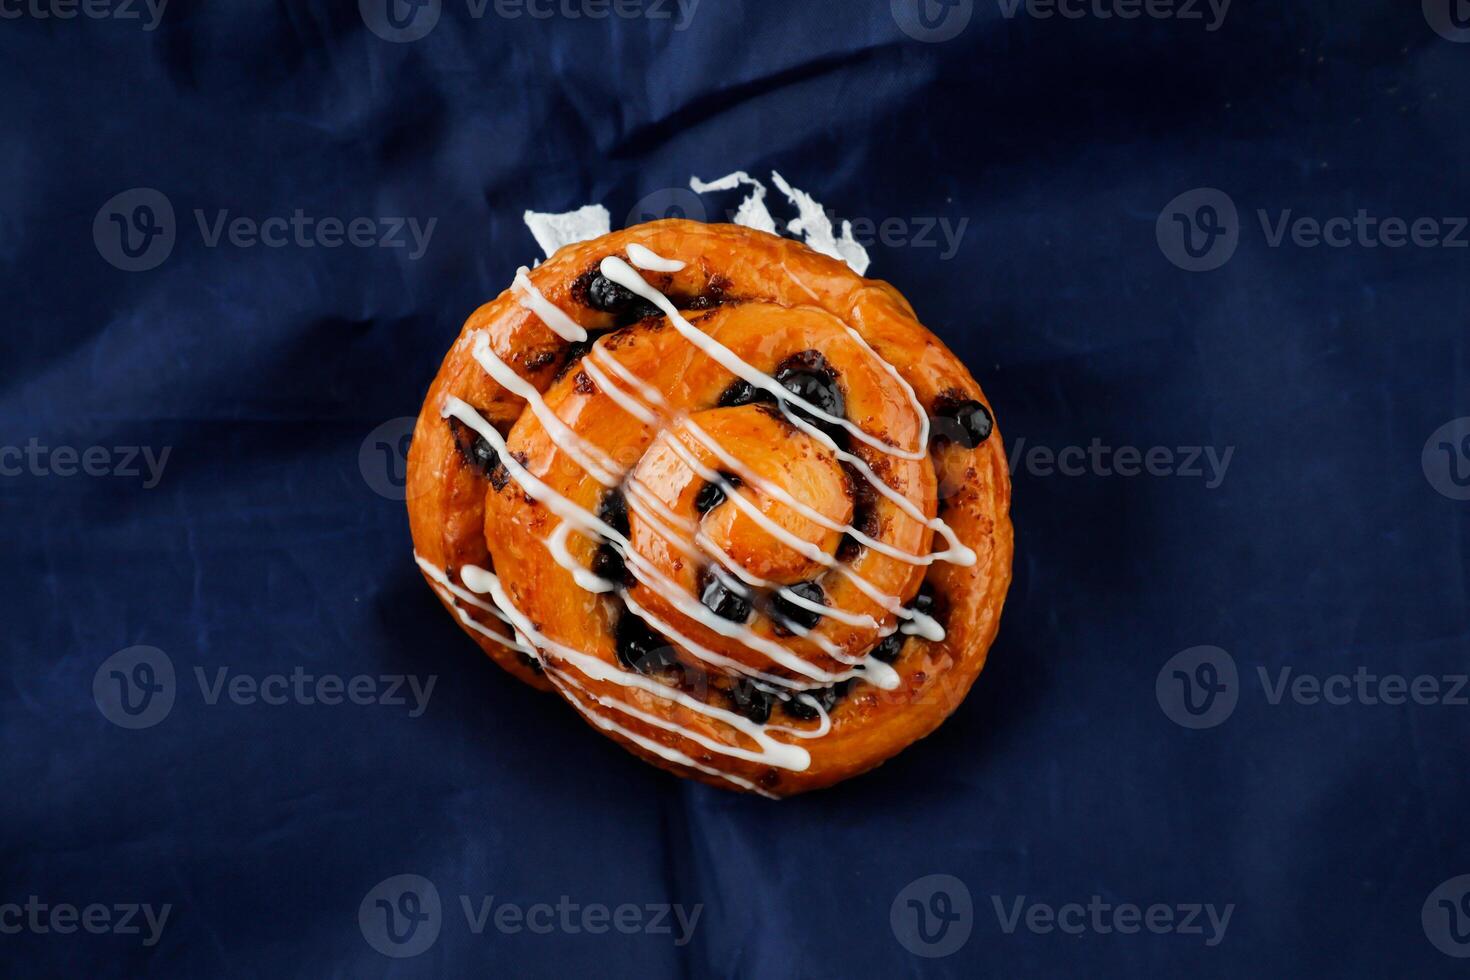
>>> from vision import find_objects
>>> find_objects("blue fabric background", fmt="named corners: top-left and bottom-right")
top-left (2, 1), bottom-right (1467, 976)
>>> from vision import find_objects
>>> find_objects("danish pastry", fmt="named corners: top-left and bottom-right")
top-left (406, 220), bottom-right (1012, 796)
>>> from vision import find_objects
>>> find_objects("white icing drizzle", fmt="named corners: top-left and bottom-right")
top-left (439, 396), bottom-right (886, 687)
top-left (512, 267), bottom-right (587, 342)
top-left (601, 256), bottom-right (925, 462)
top-left (429, 239), bottom-right (986, 788)
top-left (550, 672), bottom-right (776, 798)
top-left (457, 561), bottom-right (811, 782)
top-left (471, 331), bottom-right (620, 487)
top-left (582, 354), bottom-right (947, 641)
top-left (627, 243), bottom-right (686, 272)
top-left (414, 555), bottom-right (534, 654)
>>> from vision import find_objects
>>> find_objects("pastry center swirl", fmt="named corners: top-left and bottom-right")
top-left (630, 405), bottom-right (853, 588)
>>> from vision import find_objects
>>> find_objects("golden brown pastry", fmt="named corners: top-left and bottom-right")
top-left (406, 220), bottom-right (1012, 796)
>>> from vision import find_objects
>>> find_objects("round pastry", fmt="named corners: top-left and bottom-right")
top-left (406, 219), bottom-right (1012, 797)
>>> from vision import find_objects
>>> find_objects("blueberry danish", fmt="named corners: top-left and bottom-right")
top-left (406, 220), bottom-right (1012, 796)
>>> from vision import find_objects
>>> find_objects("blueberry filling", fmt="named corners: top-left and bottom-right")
top-left (717, 379), bottom-right (775, 408)
top-left (871, 633), bottom-right (905, 664)
top-left (584, 273), bottom-right (662, 323)
top-left (694, 473), bottom-right (740, 514)
top-left (694, 481), bottom-right (724, 514)
top-left (782, 681), bottom-right (851, 720)
top-left (447, 417), bottom-right (507, 488)
top-left (872, 585), bottom-right (938, 663)
top-left (591, 544), bottom-right (633, 587)
top-left (700, 573), bottom-right (752, 623)
top-left (727, 678), bottom-right (773, 724)
top-left (615, 613), bottom-right (677, 674)
top-left (772, 580), bottom-right (826, 631)
top-left (775, 351), bottom-right (846, 442)
top-left (929, 395), bottom-right (994, 449)
top-left (597, 489), bottom-right (630, 538)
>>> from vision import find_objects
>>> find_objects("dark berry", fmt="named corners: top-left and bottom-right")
top-left (773, 581), bottom-right (826, 630)
top-left (597, 489), bottom-right (630, 537)
top-left (727, 679), bottom-right (772, 724)
top-left (775, 352), bottom-right (846, 441)
top-left (717, 379), bottom-right (775, 408)
top-left (782, 681), bottom-right (851, 720)
top-left (910, 585), bottom-right (937, 619)
top-left (694, 473), bottom-right (740, 514)
top-left (872, 633), bottom-right (905, 664)
top-left (930, 397), bottom-right (993, 449)
top-left (586, 274), bottom-right (661, 322)
top-left (694, 481), bottom-right (725, 514)
top-left (700, 575), bottom-right (751, 623)
top-left (591, 544), bottom-right (632, 586)
top-left (616, 613), bottom-right (676, 673)
top-left (448, 417), bottom-right (501, 479)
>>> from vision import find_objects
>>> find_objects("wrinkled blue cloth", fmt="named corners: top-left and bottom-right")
top-left (2, 1), bottom-right (1468, 977)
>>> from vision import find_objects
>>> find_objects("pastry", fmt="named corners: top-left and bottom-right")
top-left (406, 220), bottom-right (1012, 796)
